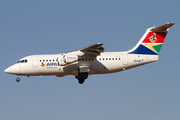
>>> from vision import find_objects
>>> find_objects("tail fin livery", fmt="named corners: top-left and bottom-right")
top-left (128, 23), bottom-right (175, 55)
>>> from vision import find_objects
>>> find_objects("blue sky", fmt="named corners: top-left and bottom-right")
top-left (1, 0), bottom-right (180, 120)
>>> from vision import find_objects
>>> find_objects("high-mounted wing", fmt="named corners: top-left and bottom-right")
top-left (68, 43), bottom-right (105, 58)
top-left (57, 43), bottom-right (105, 66)
top-left (78, 43), bottom-right (105, 57)
top-left (79, 43), bottom-right (105, 51)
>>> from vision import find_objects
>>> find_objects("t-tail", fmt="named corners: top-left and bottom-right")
top-left (128, 23), bottom-right (175, 55)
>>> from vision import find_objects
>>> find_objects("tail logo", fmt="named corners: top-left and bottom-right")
top-left (129, 32), bottom-right (167, 55)
top-left (149, 33), bottom-right (157, 43)
top-left (128, 23), bottom-right (174, 55)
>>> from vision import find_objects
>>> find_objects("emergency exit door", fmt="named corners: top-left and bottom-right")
top-left (122, 54), bottom-right (128, 65)
top-left (32, 57), bottom-right (38, 67)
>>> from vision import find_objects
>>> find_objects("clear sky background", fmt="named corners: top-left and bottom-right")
top-left (0, 0), bottom-right (179, 120)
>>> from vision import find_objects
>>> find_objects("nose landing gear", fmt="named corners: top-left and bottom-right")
top-left (16, 76), bottom-right (20, 82)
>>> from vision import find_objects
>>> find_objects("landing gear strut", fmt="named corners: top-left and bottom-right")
top-left (75, 72), bottom-right (88, 84)
top-left (75, 66), bottom-right (89, 84)
top-left (16, 77), bottom-right (20, 82)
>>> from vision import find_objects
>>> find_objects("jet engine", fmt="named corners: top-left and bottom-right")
top-left (57, 54), bottom-right (78, 66)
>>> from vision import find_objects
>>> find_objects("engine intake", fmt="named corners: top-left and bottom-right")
top-left (57, 54), bottom-right (78, 66)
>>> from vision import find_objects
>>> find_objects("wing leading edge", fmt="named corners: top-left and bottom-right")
top-left (68, 43), bottom-right (105, 58)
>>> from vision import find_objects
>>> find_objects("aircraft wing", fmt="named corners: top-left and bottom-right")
top-left (79, 43), bottom-right (105, 51)
top-left (67, 43), bottom-right (105, 58)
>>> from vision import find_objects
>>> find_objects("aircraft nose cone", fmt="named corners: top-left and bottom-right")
top-left (4, 67), bottom-right (11, 73)
top-left (4, 64), bottom-right (20, 75)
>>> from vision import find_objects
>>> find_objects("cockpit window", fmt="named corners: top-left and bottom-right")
top-left (17, 59), bottom-right (28, 63)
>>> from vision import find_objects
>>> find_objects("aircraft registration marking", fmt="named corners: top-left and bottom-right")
top-left (134, 60), bottom-right (141, 62)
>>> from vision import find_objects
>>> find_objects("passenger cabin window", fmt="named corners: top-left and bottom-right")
top-left (39, 59), bottom-right (57, 62)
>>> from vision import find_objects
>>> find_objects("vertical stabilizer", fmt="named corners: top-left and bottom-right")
top-left (128, 23), bottom-right (175, 55)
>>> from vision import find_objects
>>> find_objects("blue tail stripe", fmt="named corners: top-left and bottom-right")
top-left (128, 44), bottom-right (158, 55)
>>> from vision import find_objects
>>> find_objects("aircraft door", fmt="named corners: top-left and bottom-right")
top-left (32, 57), bottom-right (38, 67)
top-left (122, 54), bottom-right (128, 65)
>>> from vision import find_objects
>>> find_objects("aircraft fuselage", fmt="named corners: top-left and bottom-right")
top-left (4, 23), bottom-right (174, 84)
top-left (5, 52), bottom-right (158, 77)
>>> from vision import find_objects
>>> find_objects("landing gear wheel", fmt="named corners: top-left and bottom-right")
top-left (75, 72), bottom-right (88, 84)
top-left (78, 78), bottom-right (85, 84)
top-left (16, 78), bottom-right (20, 82)
top-left (81, 73), bottom-right (88, 79)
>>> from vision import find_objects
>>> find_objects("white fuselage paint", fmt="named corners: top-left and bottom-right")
top-left (4, 23), bottom-right (174, 84)
top-left (6, 52), bottom-right (158, 77)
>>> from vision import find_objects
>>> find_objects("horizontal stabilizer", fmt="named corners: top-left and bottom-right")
top-left (151, 23), bottom-right (175, 32)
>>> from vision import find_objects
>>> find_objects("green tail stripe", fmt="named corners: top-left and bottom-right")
top-left (153, 44), bottom-right (163, 53)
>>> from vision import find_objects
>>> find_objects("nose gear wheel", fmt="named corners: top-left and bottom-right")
top-left (16, 78), bottom-right (20, 82)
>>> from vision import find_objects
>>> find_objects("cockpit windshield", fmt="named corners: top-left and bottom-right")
top-left (17, 59), bottom-right (28, 63)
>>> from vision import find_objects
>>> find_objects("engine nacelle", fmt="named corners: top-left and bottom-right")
top-left (65, 55), bottom-right (78, 63)
top-left (57, 54), bottom-right (78, 66)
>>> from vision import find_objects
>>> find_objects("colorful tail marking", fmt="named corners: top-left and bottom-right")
top-left (128, 23), bottom-right (175, 55)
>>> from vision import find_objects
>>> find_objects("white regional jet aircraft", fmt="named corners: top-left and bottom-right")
top-left (5, 23), bottom-right (174, 84)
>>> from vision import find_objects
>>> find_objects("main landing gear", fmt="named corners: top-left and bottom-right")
top-left (75, 72), bottom-right (88, 84)
top-left (75, 66), bottom-right (90, 84)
